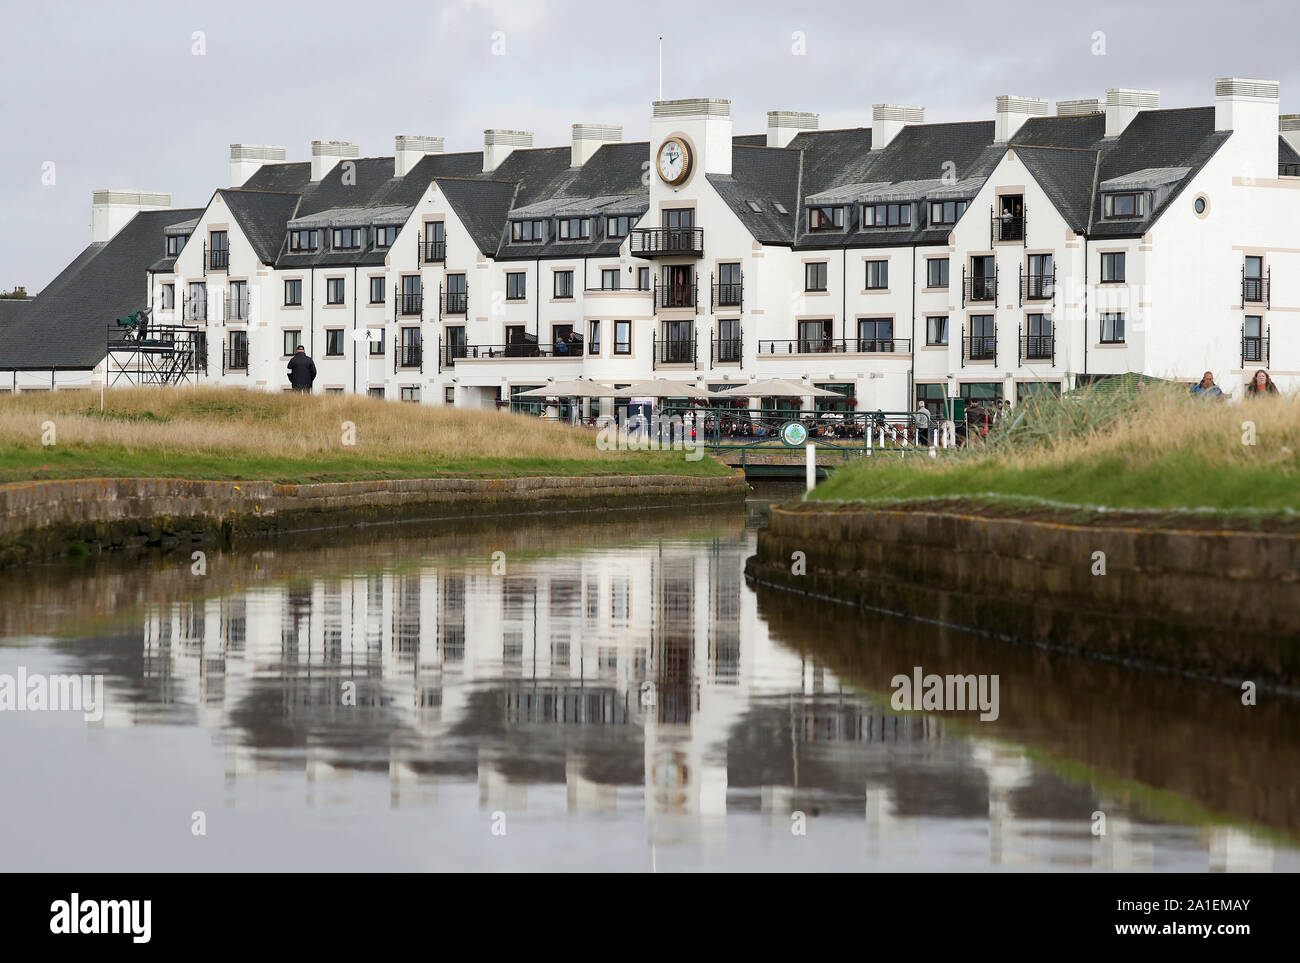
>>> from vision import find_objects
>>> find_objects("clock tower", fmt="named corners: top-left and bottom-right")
top-left (649, 98), bottom-right (732, 193)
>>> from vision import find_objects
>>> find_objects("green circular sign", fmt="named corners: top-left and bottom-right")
top-left (780, 421), bottom-right (808, 448)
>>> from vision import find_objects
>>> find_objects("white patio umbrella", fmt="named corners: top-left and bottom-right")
top-left (611, 378), bottom-right (735, 400)
top-left (513, 379), bottom-right (620, 398)
top-left (712, 378), bottom-right (846, 398)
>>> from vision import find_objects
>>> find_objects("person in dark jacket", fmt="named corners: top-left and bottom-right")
top-left (287, 345), bottom-right (316, 392)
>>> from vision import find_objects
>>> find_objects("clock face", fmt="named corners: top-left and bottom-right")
top-left (657, 138), bottom-right (691, 185)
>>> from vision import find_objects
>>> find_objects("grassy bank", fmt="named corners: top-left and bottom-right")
top-left (0, 387), bottom-right (730, 484)
top-left (811, 384), bottom-right (1300, 516)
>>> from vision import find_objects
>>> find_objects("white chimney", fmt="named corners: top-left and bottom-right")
top-left (1215, 78), bottom-right (1281, 175)
top-left (995, 95), bottom-right (1049, 143)
top-left (766, 110), bottom-right (818, 148)
top-left (1282, 115), bottom-right (1300, 157)
top-left (571, 124), bottom-right (622, 166)
top-left (1056, 98), bottom-right (1104, 117)
top-left (311, 140), bottom-right (360, 182)
top-left (1104, 88), bottom-right (1159, 138)
top-left (395, 135), bottom-right (444, 177)
top-left (229, 144), bottom-right (286, 188)
top-left (91, 190), bottom-right (171, 243)
top-left (872, 104), bottom-right (924, 151)
top-left (651, 98), bottom-right (733, 176)
top-left (483, 130), bottom-right (532, 173)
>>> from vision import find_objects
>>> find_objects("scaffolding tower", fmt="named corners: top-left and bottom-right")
top-left (105, 316), bottom-right (205, 387)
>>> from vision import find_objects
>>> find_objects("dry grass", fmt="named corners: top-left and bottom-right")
top-left (0, 386), bottom-right (727, 482)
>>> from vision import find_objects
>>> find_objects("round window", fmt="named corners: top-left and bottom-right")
top-left (1194, 197), bottom-right (1207, 214)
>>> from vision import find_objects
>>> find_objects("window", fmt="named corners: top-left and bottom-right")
top-left (606, 215), bottom-right (635, 238)
top-left (325, 329), bottom-right (345, 356)
top-left (400, 275), bottom-right (422, 314)
top-left (554, 270), bottom-right (574, 298)
top-left (228, 280), bottom-right (249, 319)
top-left (368, 387), bottom-right (385, 399)
top-left (805, 262), bottom-right (828, 292)
top-left (588, 320), bottom-right (601, 355)
top-left (283, 330), bottom-right (302, 355)
top-left (208, 231), bottom-right (228, 269)
top-left (927, 316), bottom-right (949, 346)
top-left (662, 208), bottom-right (694, 229)
top-left (325, 387), bottom-right (343, 395)
top-left (556, 217), bottom-right (591, 240)
top-left (916, 383), bottom-right (946, 419)
top-left (326, 277), bottom-right (345, 304)
top-left (863, 203), bottom-right (912, 228)
top-left (1194, 196), bottom-right (1207, 215)
top-left (289, 229), bottom-right (319, 252)
top-left (166, 234), bottom-right (186, 256)
top-left (717, 262), bottom-right (742, 307)
top-left (1244, 316), bottom-right (1264, 363)
top-left (927, 258), bottom-right (949, 289)
top-left (186, 281), bottom-right (207, 320)
top-left (1026, 253), bottom-right (1054, 299)
top-left (368, 330), bottom-right (384, 355)
top-left (614, 320), bottom-right (631, 355)
top-left (506, 272), bottom-right (527, 300)
top-left (960, 381), bottom-right (1003, 404)
top-left (799, 319), bottom-right (833, 352)
top-left (638, 267), bottom-right (650, 291)
top-left (369, 277), bottom-right (385, 304)
top-left (717, 318), bottom-right (741, 362)
top-left (968, 315), bottom-right (995, 360)
top-left (330, 228), bottom-right (361, 250)
top-left (1244, 256), bottom-right (1264, 302)
top-left (444, 273), bottom-right (466, 313)
top-left (928, 200), bottom-right (968, 226)
top-left (227, 329), bottom-right (248, 364)
top-left (374, 225), bottom-right (398, 248)
top-left (160, 283), bottom-right (175, 310)
top-left (401, 386), bottom-right (420, 403)
top-left (857, 318), bottom-right (894, 351)
top-left (1100, 312), bottom-right (1125, 344)
top-left (424, 221), bottom-right (445, 261)
top-left (1103, 192), bottom-right (1144, 218)
top-left (808, 206), bottom-right (844, 230)
top-left (865, 260), bottom-right (889, 290)
top-left (511, 219), bottom-right (545, 242)
top-left (1100, 252), bottom-right (1126, 283)
top-left (284, 279), bottom-right (302, 306)
top-left (601, 268), bottom-right (620, 291)
top-left (1025, 313), bottom-right (1052, 359)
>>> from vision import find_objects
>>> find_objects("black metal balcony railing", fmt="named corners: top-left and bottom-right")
top-left (993, 214), bottom-right (1024, 243)
top-left (653, 337), bottom-right (696, 367)
top-left (398, 293), bottom-right (423, 317)
top-left (208, 248), bottom-right (229, 271)
top-left (442, 288), bottom-right (468, 315)
top-left (395, 341), bottom-right (423, 371)
top-left (1242, 270), bottom-right (1270, 306)
top-left (1019, 330), bottom-right (1055, 365)
top-left (757, 338), bottom-right (910, 355)
top-left (712, 334), bottom-right (742, 365)
top-left (654, 281), bottom-right (697, 311)
top-left (224, 298), bottom-right (250, 321)
top-left (423, 239), bottom-right (446, 263)
top-left (445, 342), bottom-right (584, 363)
top-left (963, 333), bottom-right (997, 365)
top-left (1242, 328), bottom-right (1270, 367)
top-left (222, 344), bottom-right (249, 374)
top-left (629, 227), bottom-right (704, 257)
top-left (712, 278), bottom-right (743, 310)
top-left (182, 297), bottom-right (208, 322)
top-left (964, 275), bottom-right (997, 304)
top-left (1020, 271), bottom-right (1055, 303)
top-left (854, 337), bottom-right (909, 353)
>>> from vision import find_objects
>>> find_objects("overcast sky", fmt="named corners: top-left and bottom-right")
top-left (3, 0), bottom-right (1297, 292)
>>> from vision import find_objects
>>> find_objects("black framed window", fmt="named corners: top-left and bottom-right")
top-left (865, 260), bottom-right (888, 290)
top-left (374, 225), bottom-right (398, 248)
top-left (863, 203), bottom-right (912, 228)
top-left (588, 320), bottom-right (601, 355)
top-left (928, 200), bottom-right (968, 226)
top-left (282, 330), bottom-right (302, 355)
top-left (326, 277), bottom-right (345, 304)
top-left (511, 220), bottom-right (545, 242)
top-left (554, 270), bottom-right (574, 298)
top-left (284, 279), bottom-right (302, 306)
top-left (927, 258), bottom-right (949, 289)
top-left (857, 318), bottom-right (894, 351)
top-left (1100, 252), bottom-right (1126, 283)
top-left (289, 230), bottom-right (319, 252)
top-left (325, 329), bottom-right (345, 356)
top-left (1100, 312), bottom-right (1125, 344)
top-left (808, 206), bottom-right (844, 230)
top-left (369, 277), bottom-right (385, 304)
top-left (614, 320), bottom-right (631, 355)
top-left (805, 262), bottom-right (828, 292)
top-left (637, 267), bottom-right (650, 291)
top-left (927, 316), bottom-right (949, 346)
top-left (601, 268), bottom-right (620, 290)
top-left (368, 330), bottom-right (384, 355)
top-left (160, 283), bottom-right (175, 310)
top-left (556, 217), bottom-right (591, 240)
top-left (798, 319), bottom-right (832, 352)
top-left (606, 215), bottom-right (635, 238)
top-left (166, 234), bottom-right (186, 256)
top-left (1103, 192), bottom-right (1144, 218)
top-left (331, 228), bottom-right (362, 250)
top-left (506, 272), bottom-right (527, 300)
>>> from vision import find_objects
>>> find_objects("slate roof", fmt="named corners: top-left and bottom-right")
top-left (0, 209), bottom-right (203, 370)
top-left (707, 144), bottom-right (802, 244)
top-left (1013, 146), bottom-right (1100, 234)
top-left (0, 299), bottom-right (32, 340)
top-left (1281, 136), bottom-right (1300, 167)
top-left (221, 189), bottom-right (301, 263)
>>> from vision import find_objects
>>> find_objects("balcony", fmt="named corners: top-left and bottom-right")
top-left (222, 344), bottom-right (249, 374)
top-left (1242, 271), bottom-right (1270, 306)
top-left (395, 342), bottom-right (423, 371)
top-left (712, 333), bottom-right (742, 365)
top-left (712, 278), bottom-right (743, 310)
top-left (963, 331), bottom-right (997, 365)
top-left (445, 342), bottom-right (584, 364)
top-left (208, 248), bottom-right (229, 271)
top-left (224, 297), bottom-right (250, 321)
top-left (397, 293), bottom-right (423, 317)
top-left (993, 214), bottom-right (1024, 243)
top-left (1019, 328), bottom-right (1055, 364)
top-left (423, 240), bottom-right (446, 263)
top-left (654, 281), bottom-right (697, 311)
top-left (182, 297), bottom-right (208, 322)
top-left (441, 288), bottom-right (468, 316)
top-left (630, 227), bottom-right (704, 258)
top-left (962, 273), bottom-right (997, 305)
top-left (653, 337), bottom-right (696, 367)
top-left (1242, 329), bottom-right (1270, 367)
top-left (1020, 272), bottom-right (1055, 303)
top-left (757, 338), bottom-right (911, 355)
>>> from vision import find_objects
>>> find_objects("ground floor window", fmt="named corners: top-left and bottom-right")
top-left (1016, 381), bottom-right (1061, 403)
top-left (959, 382), bottom-right (1003, 403)
top-left (916, 383), bottom-right (947, 420)
top-left (1100, 312), bottom-right (1125, 344)
top-left (325, 387), bottom-right (343, 395)
top-left (400, 386), bottom-right (420, 403)
top-left (814, 383), bottom-right (854, 413)
top-left (368, 330), bottom-right (385, 355)
top-left (510, 384), bottom-right (544, 416)
top-left (368, 387), bottom-right (385, 399)
top-left (444, 386), bottom-right (454, 405)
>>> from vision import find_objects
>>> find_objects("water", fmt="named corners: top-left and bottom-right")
top-left (1, 496), bottom-right (1296, 872)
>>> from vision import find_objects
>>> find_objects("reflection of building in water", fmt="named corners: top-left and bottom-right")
top-left (118, 535), bottom-right (1276, 868)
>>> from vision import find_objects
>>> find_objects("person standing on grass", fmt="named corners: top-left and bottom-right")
top-left (287, 344), bottom-right (316, 393)
top-left (1246, 369), bottom-right (1279, 397)
top-left (1191, 371), bottom-right (1223, 400)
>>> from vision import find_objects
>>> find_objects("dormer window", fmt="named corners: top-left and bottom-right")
top-left (374, 225), bottom-right (398, 248)
top-left (289, 229), bottom-right (319, 253)
top-left (511, 219), bottom-right (545, 242)
top-left (606, 215), bottom-right (635, 238)
top-left (808, 206), bottom-right (844, 230)
top-left (928, 200), bottom-right (968, 226)
top-left (1103, 192), bottom-right (1145, 218)
top-left (332, 227), bottom-right (362, 250)
top-left (863, 203), bottom-right (911, 228)
top-left (165, 234), bottom-right (187, 256)
top-left (556, 217), bottom-right (591, 240)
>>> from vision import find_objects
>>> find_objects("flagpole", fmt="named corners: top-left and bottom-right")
top-left (658, 37), bottom-right (663, 101)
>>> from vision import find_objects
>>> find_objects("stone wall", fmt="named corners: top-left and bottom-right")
top-left (0, 472), bottom-right (745, 565)
top-left (746, 501), bottom-right (1300, 689)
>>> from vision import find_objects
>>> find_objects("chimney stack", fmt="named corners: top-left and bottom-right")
top-left (395, 135), bottom-right (444, 177)
top-left (995, 95), bottom-right (1049, 143)
top-left (311, 140), bottom-right (360, 182)
top-left (1281, 115), bottom-right (1300, 156)
top-left (571, 124), bottom-right (622, 167)
top-left (1104, 88), bottom-right (1159, 138)
top-left (230, 144), bottom-right (286, 188)
top-left (1056, 98), bottom-right (1104, 117)
top-left (483, 130), bottom-right (532, 173)
top-left (766, 110), bottom-right (818, 148)
top-left (1215, 78), bottom-right (1281, 175)
top-left (91, 190), bottom-right (172, 243)
top-left (871, 104), bottom-right (924, 151)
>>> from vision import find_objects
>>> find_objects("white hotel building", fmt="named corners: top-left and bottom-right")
top-left (3, 76), bottom-right (1299, 408)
